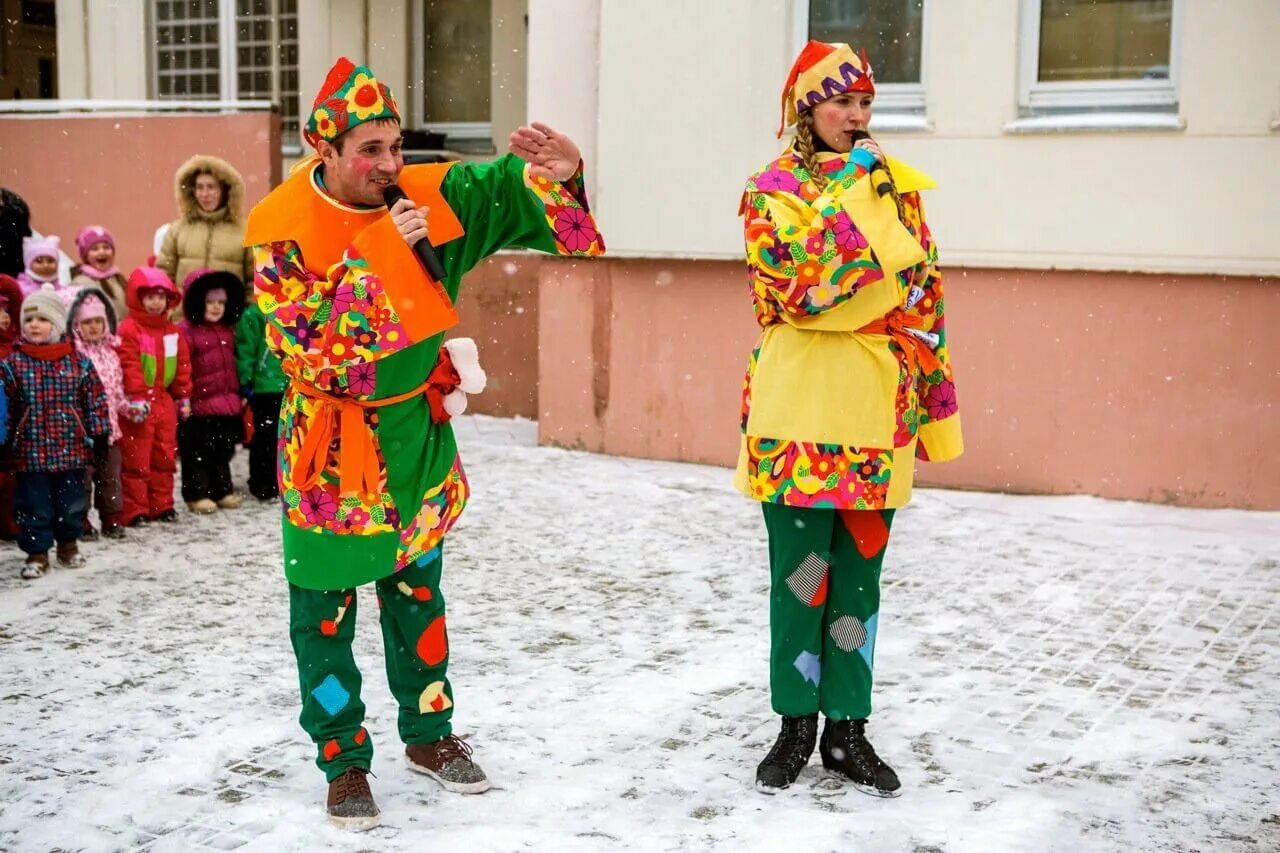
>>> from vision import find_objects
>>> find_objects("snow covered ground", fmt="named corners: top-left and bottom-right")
top-left (1, 415), bottom-right (1277, 852)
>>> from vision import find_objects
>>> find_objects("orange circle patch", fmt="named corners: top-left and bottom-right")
top-left (416, 616), bottom-right (448, 666)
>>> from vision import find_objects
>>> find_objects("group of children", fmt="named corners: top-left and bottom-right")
top-left (0, 227), bottom-right (284, 579)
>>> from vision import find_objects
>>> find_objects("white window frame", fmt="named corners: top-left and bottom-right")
top-left (149, 0), bottom-right (300, 152)
top-left (410, 1), bottom-right (494, 143)
top-left (1018, 0), bottom-right (1182, 113)
top-left (793, 0), bottom-right (930, 127)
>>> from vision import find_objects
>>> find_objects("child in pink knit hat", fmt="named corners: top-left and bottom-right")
top-left (17, 235), bottom-right (63, 298)
top-left (71, 225), bottom-right (128, 320)
top-left (69, 286), bottom-right (128, 539)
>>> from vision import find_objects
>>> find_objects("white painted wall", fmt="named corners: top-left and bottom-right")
top-left (558, 0), bottom-right (1280, 274)
top-left (591, 0), bottom-right (794, 259)
top-left (52, 0), bottom-right (1280, 274)
top-left (527, 0), bottom-right (600, 196)
top-left (298, 0), bottom-right (370, 129)
top-left (55, 0), bottom-right (149, 100)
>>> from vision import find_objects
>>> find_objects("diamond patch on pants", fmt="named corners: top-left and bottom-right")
top-left (830, 615), bottom-right (868, 653)
top-left (794, 650), bottom-right (821, 686)
top-left (311, 674), bottom-right (351, 717)
top-left (786, 553), bottom-right (830, 607)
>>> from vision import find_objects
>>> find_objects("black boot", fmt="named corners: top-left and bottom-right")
top-left (755, 714), bottom-right (818, 793)
top-left (819, 718), bottom-right (901, 797)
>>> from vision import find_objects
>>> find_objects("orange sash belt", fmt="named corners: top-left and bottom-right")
top-left (859, 309), bottom-right (943, 380)
top-left (291, 379), bottom-right (432, 499)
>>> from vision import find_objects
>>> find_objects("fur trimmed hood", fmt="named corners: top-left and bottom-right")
top-left (181, 268), bottom-right (244, 326)
top-left (174, 154), bottom-right (247, 225)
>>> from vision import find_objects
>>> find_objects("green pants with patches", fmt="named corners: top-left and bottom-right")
top-left (289, 549), bottom-right (454, 782)
top-left (763, 503), bottom-right (896, 721)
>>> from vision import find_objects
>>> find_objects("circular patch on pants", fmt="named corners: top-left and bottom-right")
top-left (829, 615), bottom-right (868, 652)
top-left (418, 680), bottom-right (453, 714)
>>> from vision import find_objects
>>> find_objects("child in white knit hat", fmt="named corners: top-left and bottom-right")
top-left (0, 285), bottom-right (110, 577)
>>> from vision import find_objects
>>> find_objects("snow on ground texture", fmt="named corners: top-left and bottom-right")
top-left (0, 415), bottom-right (1277, 852)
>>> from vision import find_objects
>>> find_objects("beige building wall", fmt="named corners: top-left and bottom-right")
top-left (913, 0), bottom-right (1280, 276)
top-left (527, 0), bottom-right (599, 194)
top-left (54, 0), bottom-right (149, 100)
top-left (594, 0), bottom-right (792, 259)
top-left (583, 0), bottom-right (1280, 276)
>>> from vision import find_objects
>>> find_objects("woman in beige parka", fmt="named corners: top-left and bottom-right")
top-left (157, 155), bottom-right (253, 295)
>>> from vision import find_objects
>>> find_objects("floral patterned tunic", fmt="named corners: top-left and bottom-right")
top-left (246, 154), bottom-right (604, 589)
top-left (734, 147), bottom-right (962, 510)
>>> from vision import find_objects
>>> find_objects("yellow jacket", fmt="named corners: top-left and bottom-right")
top-left (734, 148), bottom-right (962, 510)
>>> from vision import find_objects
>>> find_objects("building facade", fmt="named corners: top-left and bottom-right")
top-left (51, 0), bottom-right (528, 155)
top-left (524, 0), bottom-right (1280, 509)
top-left (13, 0), bottom-right (1280, 508)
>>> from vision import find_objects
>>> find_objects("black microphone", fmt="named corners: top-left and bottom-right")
top-left (850, 130), bottom-right (895, 199)
top-left (382, 184), bottom-right (447, 282)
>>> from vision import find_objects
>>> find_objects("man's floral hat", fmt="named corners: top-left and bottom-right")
top-left (303, 57), bottom-right (400, 149)
top-left (778, 40), bottom-right (876, 138)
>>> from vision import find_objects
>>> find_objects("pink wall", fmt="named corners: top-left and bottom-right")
top-left (0, 112), bottom-right (281, 273)
top-left (452, 254), bottom-right (540, 418)
top-left (535, 257), bottom-right (1280, 510)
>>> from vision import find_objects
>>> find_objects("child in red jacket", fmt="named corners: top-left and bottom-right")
top-left (117, 267), bottom-right (192, 526)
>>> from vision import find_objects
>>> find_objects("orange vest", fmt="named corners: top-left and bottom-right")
top-left (244, 158), bottom-right (466, 344)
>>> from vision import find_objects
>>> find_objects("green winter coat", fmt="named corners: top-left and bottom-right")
top-left (235, 302), bottom-right (287, 394)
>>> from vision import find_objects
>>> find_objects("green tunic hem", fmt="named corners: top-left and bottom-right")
top-left (282, 519), bottom-right (402, 590)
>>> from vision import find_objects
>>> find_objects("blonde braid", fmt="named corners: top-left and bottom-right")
top-left (794, 112), bottom-right (828, 192)
top-left (878, 159), bottom-right (907, 223)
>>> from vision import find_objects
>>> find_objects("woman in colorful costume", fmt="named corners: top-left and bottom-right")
top-left (737, 41), bottom-right (963, 796)
top-left (244, 58), bottom-right (605, 829)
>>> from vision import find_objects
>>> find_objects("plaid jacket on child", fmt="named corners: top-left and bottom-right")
top-left (1, 340), bottom-right (110, 472)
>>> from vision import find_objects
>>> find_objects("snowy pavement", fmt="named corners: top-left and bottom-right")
top-left (0, 416), bottom-right (1277, 852)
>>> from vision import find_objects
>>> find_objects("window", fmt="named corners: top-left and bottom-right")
top-left (235, 0), bottom-right (299, 143)
top-left (153, 0), bottom-right (222, 101)
top-left (796, 0), bottom-right (928, 122)
top-left (412, 0), bottom-right (493, 146)
top-left (409, 0), bottom-right (527, 152)
top-left (1019, 0), bottom-right (1180, 113)
top-left (21, 0), bottom-right (56, 28)
top-left (151, 0), bottom-right (300, 146)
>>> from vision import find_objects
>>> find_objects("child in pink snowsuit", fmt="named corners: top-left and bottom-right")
top-left (69, 287), bottom-right (128, 538)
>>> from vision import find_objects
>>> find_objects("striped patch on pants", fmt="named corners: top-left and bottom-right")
top-left (786, 553), bottom-right (829, 607)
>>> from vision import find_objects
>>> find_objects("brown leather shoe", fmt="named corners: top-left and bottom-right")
top-left (405, 735), bottom-right (491, 794)
top-left (55, 542), bottom-right (85, 568)
top-left (326, 768), bottom-right (379, 830)
top-left (21, 553), bottom-right (49, 579)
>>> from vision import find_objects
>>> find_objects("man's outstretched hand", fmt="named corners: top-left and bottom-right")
top-left (508, 122), bottom-right (581, 182)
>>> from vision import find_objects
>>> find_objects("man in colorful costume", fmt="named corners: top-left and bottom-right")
top-left (737, 41), bottom-right (962, 795)
top-left (244, 58), bottom-right (604, 829)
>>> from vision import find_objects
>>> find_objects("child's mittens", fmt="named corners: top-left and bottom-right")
top-left (123, 400), bottom-right (151, 424)
top-left (178, 398), bottom-right (192, 421)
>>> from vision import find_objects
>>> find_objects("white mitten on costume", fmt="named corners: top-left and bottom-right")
top-left (443, 389), bottom-right (469, 418)
top-left (443, 337), bottom-right (486, 394)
